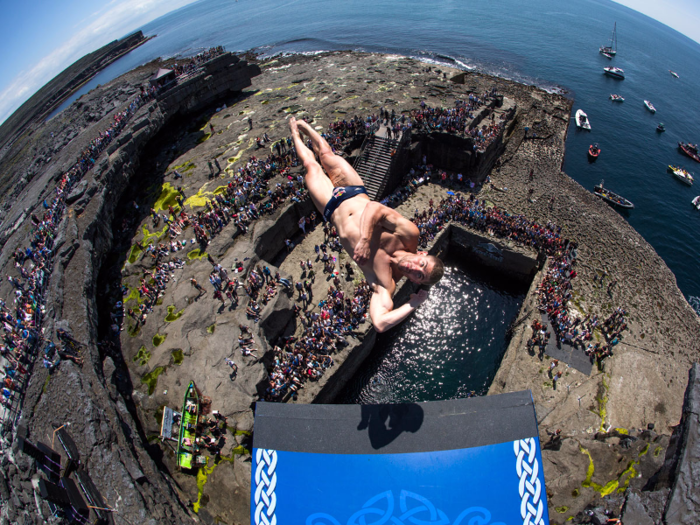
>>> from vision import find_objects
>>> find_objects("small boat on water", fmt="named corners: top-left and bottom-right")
top-left (588, 143), bottom-right (601, 161)
top-left (604, 67), bottom-right (625, 79)
top-left (609, 94), bottom-right (624, 102)
top-left (692, 196), bottom-right (700, 210)
top-left (670, 70), bottom-right (679, 78)
top-left (644, 100), bottom-right (656, 113)
top-left (602, 52), bottom-right (613, 59)
top-left (177, 381), bottom-right (200, 470)
top-left (668, 165), bottom-right (694, 186)
top-left (656, 123), bottom-right (666, 132)
top-left (679, 142), bottom-right (700, 163)
top-left (600, 22), bottom-right (618, 56)
top-left (594, 180), bottom-right (634, 209)
top-left (575, 109), bottom-right (591, 130)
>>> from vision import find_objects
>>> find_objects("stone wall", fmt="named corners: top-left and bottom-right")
top-left (447, 224), bottom-right (539, 280)
top-left (415, 100), bottom-right (516, 183)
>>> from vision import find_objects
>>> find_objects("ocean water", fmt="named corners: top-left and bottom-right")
top-left (337, 260), bottom-right (527, 404)
top-left (53, 0), bottom-right (700, 314)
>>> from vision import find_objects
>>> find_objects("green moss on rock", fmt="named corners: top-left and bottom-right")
top-left (142, 366), bottom-right (164, 395)
top-left (188, 248), bottom-right (208, 261)
top-left (153, 333), bottom-right (167, 347)
top-left (172, 349), bottom-right (184, 365)
top-left (128, 244), bottom-right (143, 264)
top-left (133, 346), bottom-right (151, 366)
top-left (153, 182), bottom-right (181, 213)
top-left (165, 305), bottom-right (185, 322)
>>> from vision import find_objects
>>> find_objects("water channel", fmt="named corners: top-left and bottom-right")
top-left (338, 256), bottom-right (528, 404)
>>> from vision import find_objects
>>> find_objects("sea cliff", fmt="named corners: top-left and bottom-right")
top-left (0, 50), bottom-right (698, 525)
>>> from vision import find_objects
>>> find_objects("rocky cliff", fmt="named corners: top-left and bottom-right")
top-left (0, 52), bottom-right (259, 525)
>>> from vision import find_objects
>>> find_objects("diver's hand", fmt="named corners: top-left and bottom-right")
top-left (353, 239), bottom-right (370, 266)
top-left (409, 288), bottom-right (429, 307)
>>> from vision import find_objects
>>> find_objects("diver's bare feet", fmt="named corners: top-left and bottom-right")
top-left (295, 118), bottom-right (314, 136)
top-left (295, 119), bottom-right (325, 156)
top-left (289, 116), bottom-right (300, 137)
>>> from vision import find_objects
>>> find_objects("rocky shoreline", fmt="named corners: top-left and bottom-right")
top-left (0, 50), bottom-right (698, 525)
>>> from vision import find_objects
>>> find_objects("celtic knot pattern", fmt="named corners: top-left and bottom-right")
top-left (514, 438), bottom-right (545, 525)
top-left (307, 490), bottom-right (504, 525)
top-left (254, 449), bottom-right (278, 525)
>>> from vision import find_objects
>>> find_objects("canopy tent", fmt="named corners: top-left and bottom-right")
top-left (252, 391), bottom-right (548, 525)
top-left (149, 68), bottom-right (175, 87)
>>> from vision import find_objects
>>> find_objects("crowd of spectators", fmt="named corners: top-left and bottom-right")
top-left (0, 75), bottom-right (164, 430)
top-left (536, 250), bottom-right (627, 370)
top-left (410, 92), bottom-right (495, 133)
top-left (170, 47), bottom-right (226, 78)
top-left (408, 192), bottom-right (566, 255)
top-left (123, 149), bottom-right (308, 330)
top-left (264, 281), bottom-right (372, 401)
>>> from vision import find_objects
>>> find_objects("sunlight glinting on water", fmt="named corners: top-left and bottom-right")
top-left (339, 263), bottom-right (526, 404)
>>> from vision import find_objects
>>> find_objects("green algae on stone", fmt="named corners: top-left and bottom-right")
top-left (128, 244), bottom-right (143, 264)
top-left (616, 461), bottom-right (638, 493)
top-left (654, 446), bottom-right (663, 457)
top-left (197, 133), bottom-right (212, 144)
top-left (555, 506), bottom-right (569, 513)
top-left (580, 445), bottom-right (638, 497)
top-left (127, 323), bottom-right (141, 337)
top-left (133, 345), bottom-right (151, 366)
top-left (153, 333), bottom-right (167, 347)
top-left (172, 160), bottom-right (196, 172)
top-left (165, 305), bottom-right (185, 322)
top-left (172, 349), bottom-right (184, 365)
top-left (187, 248), bottom-right (208, 261)
top-left (590, 375), bottom-right (609, 431)
top-left (141, 366), bottom-right (164, 395)
top-left (153, 182), bottom-right (182, 213)
top-left (124, 287), bottom-right (141, 306)
top-left (141, 223), bottom-right (169, 245)
top-left (206, 324), bottom-right (216, 334)
top-left (571, 488), bottom-right (580, 498)
top-left (193, 456), bottom-right (217, 513)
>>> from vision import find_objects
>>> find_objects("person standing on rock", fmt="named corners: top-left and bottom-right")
top-left (288, 117), bottom-right (444, 333)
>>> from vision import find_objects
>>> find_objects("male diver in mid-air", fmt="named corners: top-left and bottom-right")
top-left (289, 117), bottom-right (444, 332)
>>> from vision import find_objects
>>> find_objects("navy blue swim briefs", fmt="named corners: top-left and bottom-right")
top-left (322, 186), bottom-right (368, 222)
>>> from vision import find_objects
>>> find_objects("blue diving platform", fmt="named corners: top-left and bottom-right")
top-left (252, 391), bottom-right (548, 525)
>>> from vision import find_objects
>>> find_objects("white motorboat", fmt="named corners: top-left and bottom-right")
top-left (575, 109), bottom-right (591, 130)
top-left (644, 100), bottom-right (656, 113)
top-left (604, 67), bottom-right (625, 79)
top-left (668, 165), bottom-right (694, 186)
top-left (692, 196), bottom-right (700, 210)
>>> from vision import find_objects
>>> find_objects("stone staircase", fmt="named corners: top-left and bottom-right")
top-left (353, 128), bottom-right (401, 200)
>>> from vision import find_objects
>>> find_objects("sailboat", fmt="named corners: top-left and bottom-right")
top-left (600, 22), bottom-right (617, 56)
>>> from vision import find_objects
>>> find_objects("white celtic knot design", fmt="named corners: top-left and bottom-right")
top-left (254, 449), bottom-right (278, 525)
top-left (514, 438), bottom-right (545, 525)
top-left (307, 490), bottom-right (505, 525)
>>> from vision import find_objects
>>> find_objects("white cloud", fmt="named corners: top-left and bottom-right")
top-left (0, 0), bottom-right (197, 126)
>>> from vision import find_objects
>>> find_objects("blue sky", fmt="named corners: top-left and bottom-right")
top-left (0, 0), bottom-right (699, 126)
